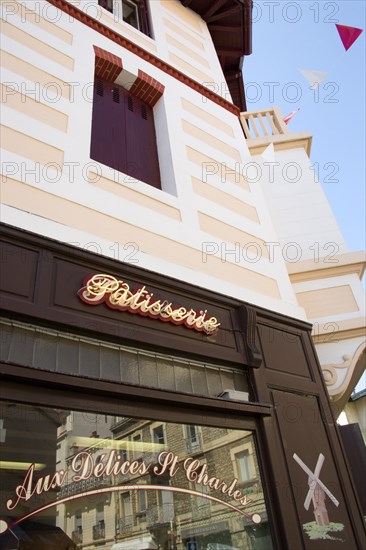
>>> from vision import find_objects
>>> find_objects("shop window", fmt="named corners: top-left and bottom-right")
top-left (90, 78), bottom-right (161, 189)
top-left (2, 319), bottom-right (249, 398)
top-left (98, 0), bottom-right (151, 36)
top-left (0, 401), bottom-right (274, 550)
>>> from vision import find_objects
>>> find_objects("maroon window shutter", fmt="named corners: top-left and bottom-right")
top-left (124, 91), bottom-right (161, 189)
top-left (90, 79), bottom-right (127, 174)
top-left (90, 79), bottom-right (161, 190)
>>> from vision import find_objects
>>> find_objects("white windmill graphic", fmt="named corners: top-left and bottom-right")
top-left (293, 453), bottom-right (339, 526)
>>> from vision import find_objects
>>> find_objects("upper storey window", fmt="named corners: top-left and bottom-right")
top-left (98, 0), bottom-right (151, 37)
top-left (123, 0), bottom-right (139, 28)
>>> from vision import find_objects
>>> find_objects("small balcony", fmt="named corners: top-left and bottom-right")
top-left (240, 106), bottom-right (312, 156)
top-left (58, 475), bottom-right (110, 498)
top-left (116, 516), bottom-right (133, 535)
top-left (93, 521), bottom-right (105, 541)
top-left (71, 528), bottom-right (83, 545)
top-left (146, 503), bottom-right (174, 527)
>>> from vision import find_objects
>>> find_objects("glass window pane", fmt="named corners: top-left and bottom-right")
top-left (122, 0), bottom-right (140, 30)
top-left (0, 401), bottom-right (274, 549)
top-left (99, 0), bottom-right (114, 14)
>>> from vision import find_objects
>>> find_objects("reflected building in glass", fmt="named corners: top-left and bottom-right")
top-left (51, 407), bottom-right (272, 549)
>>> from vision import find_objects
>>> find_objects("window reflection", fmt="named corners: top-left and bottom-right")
top-left (0, 402), bottom-right (273, 550)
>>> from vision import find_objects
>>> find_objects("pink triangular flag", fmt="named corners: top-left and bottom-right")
top-left (335, 24), bottom-right (363, 51)
top-left (283, 109), bottom-right (299, 125)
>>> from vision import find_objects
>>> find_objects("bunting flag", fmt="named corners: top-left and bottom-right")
top-left (335, 24), bottom-right (363, 51)
top-left (298, 68), bottom-right (328, 90)
top-left (283, 109), bottom-right (300, 125)
top-left (261, 143), bottom-right (275, 163)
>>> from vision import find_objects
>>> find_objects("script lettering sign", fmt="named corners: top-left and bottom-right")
top-left (77, 274), bottom-right (220, 335)
top-left (0, 449), bottom-right (262, 537)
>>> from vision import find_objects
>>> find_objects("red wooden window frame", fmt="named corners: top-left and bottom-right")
top-left (98, 0), bottom-right (151, 37)
top-left (98, 0), bottom-right (113, 14)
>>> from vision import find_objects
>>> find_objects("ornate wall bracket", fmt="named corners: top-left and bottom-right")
top-left (239, 305), bottom-right (263, 368)
top-left (322, 355), bottom-right (352, 390)
top-left (321, 343), bottom-right (366, 409)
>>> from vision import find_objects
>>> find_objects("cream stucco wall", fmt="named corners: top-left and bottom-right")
top-left (250, 133), bottom-right (365, 408)
top-left (253, 146), bottom-right (348, 260)
top-left (0, 0), bottom-right (306, 319)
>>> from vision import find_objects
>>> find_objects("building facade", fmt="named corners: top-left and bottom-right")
top-left (0, 1), bottom-right (365, 549)
top-left (241, 109), bottom-right (366, 415)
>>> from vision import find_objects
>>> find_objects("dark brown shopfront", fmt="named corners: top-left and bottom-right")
top-left (0, 223), bottom-right (365, 550)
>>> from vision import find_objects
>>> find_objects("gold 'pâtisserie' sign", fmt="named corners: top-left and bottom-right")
top-left (78, 274), bottom-right (220, 335)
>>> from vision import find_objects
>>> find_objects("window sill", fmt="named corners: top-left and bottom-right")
top-left (87, 163), bottom-right (179, 209)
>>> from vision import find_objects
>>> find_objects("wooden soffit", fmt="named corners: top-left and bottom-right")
top-left (180, 0), bottom-right (252, 111)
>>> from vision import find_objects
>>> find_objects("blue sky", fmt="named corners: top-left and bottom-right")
top-left (244, 0), bottom-right (365, 253)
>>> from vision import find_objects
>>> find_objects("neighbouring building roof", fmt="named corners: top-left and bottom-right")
top-left (350, 388), bottom-right (366, 401)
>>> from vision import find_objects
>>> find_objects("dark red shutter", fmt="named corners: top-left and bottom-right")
top-left (124, 92), bottom-right (161, 189)
top-left (90, 80), bottom-right (127, 174)
top-left (90, 79), bottom-right (161, 190)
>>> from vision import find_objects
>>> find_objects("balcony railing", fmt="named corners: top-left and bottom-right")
top-left (93, 522), bottom-right (105, 540)
top-left (58, 475), bottom-right (110, 498)
top-left (72, 528), bottom-right (83, 544)
top-left (240, 106), bottom-right (312, 155)
top-left (116, 516), bottom-right (133, 535)
top-left (146, 503), bottom-right (174, 527)
top-left (240, 107), bottom-right (289, 140)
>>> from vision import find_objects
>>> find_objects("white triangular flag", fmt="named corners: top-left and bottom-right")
top-left (298, 68), bottom-right (328, 90)
top-left (261, 143), bottom-right (276, 163)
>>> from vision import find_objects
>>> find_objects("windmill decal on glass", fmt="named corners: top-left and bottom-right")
top-left (293, 453), bottom-right (339, 525)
